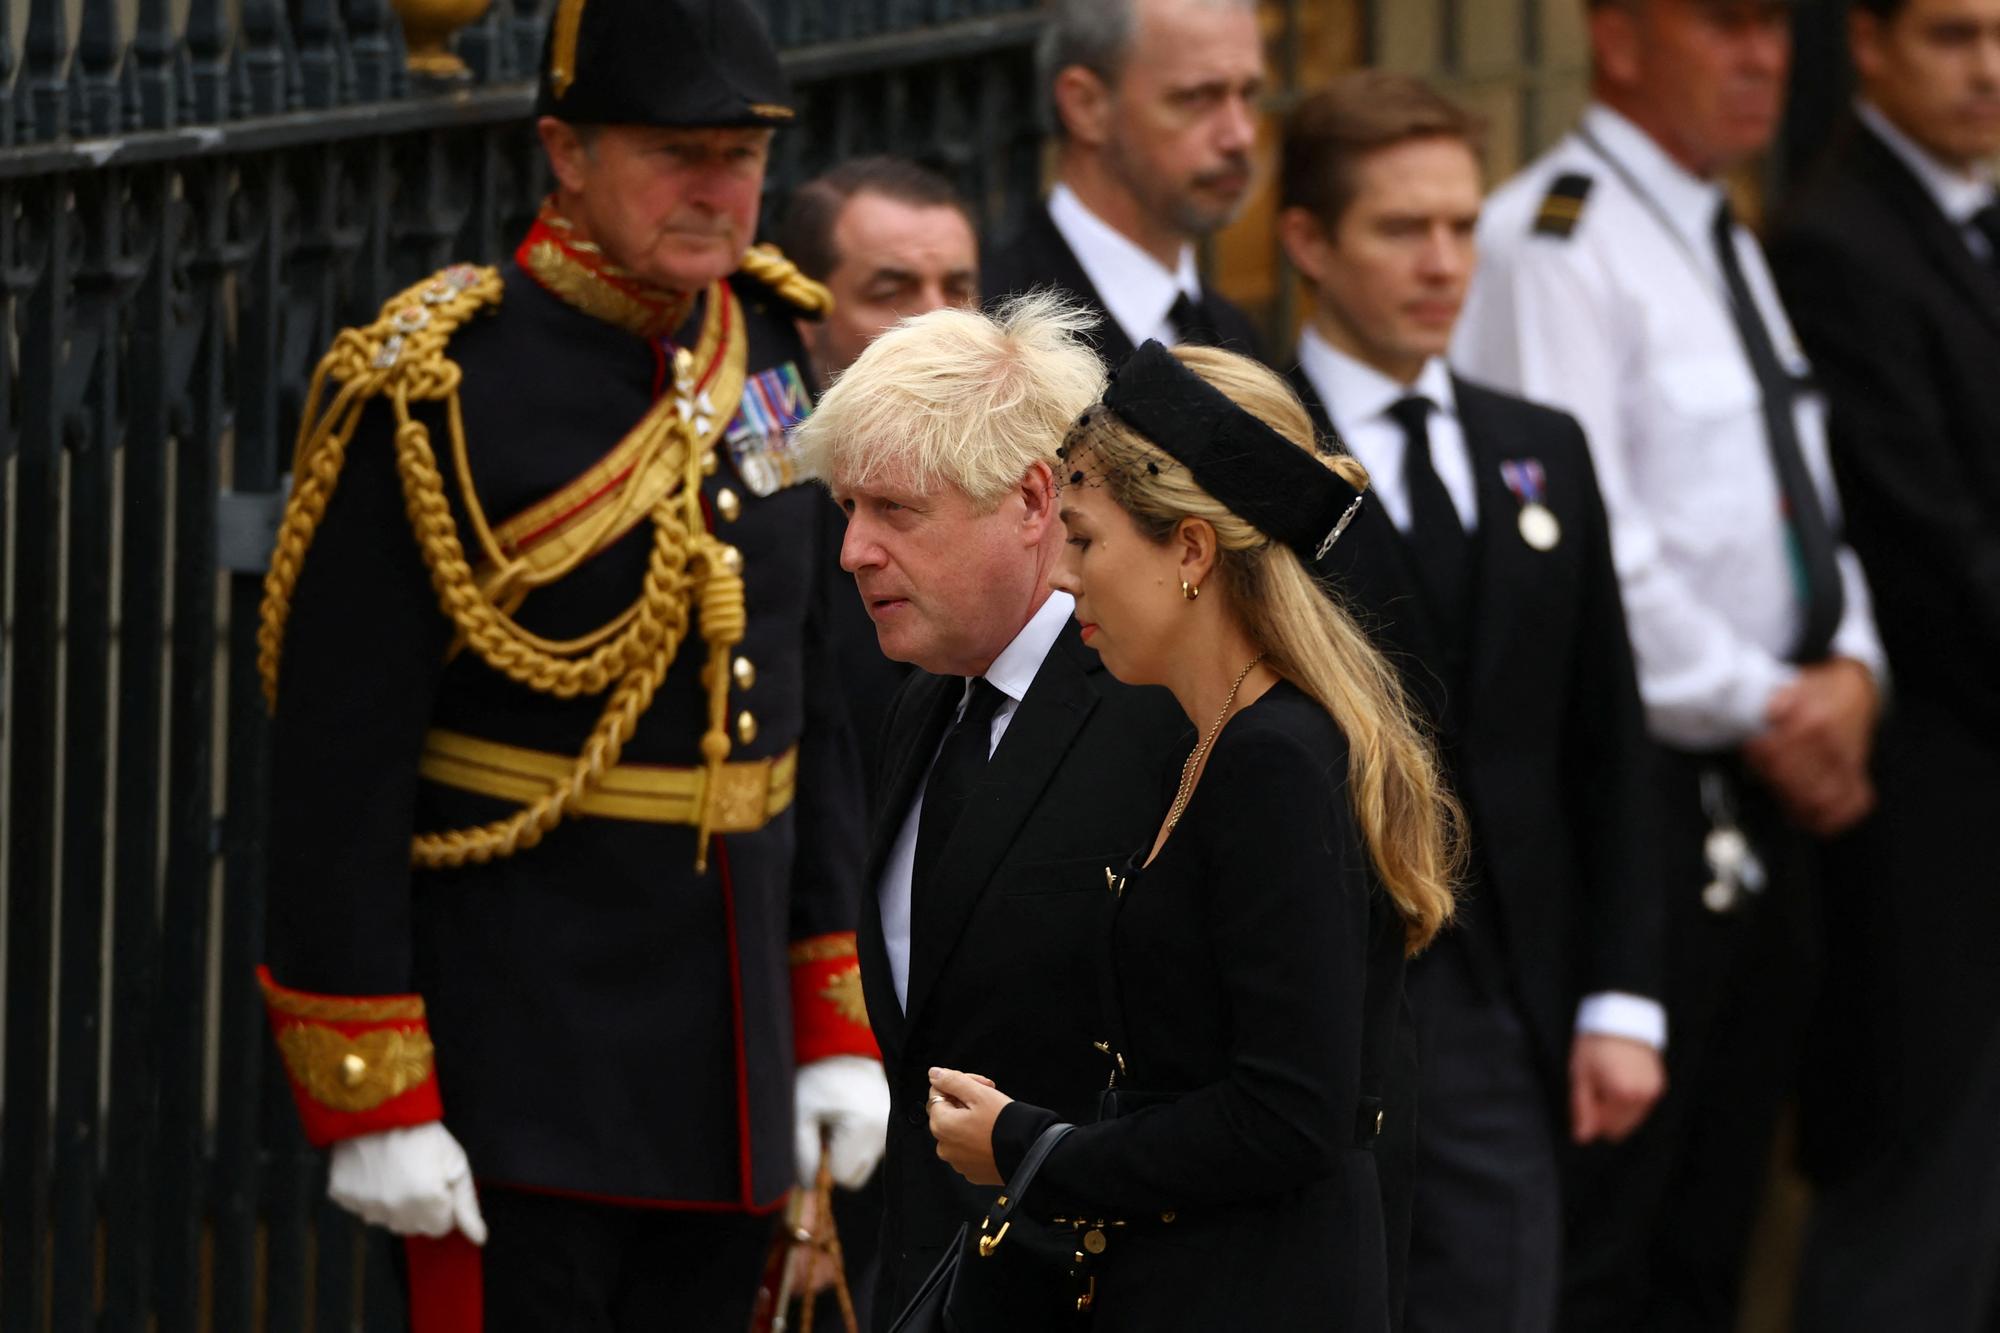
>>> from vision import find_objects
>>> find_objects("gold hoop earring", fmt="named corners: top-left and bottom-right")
top-left (1181, 580), bottom-right (1200, 602)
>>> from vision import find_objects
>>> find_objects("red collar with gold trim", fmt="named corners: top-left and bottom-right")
top-left (516, 202), bottom-right (695, 339)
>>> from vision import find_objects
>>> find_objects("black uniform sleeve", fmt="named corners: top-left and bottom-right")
top-left (266, 405), bottom-right (452, 997)
top-left (785, 492), bottom-right (868, 944)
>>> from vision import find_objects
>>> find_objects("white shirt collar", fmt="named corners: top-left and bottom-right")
top-left (1047, 182), bottom-right (1202, 347)
top-left (1296, 325), bottom-right (1456, 438)
top-left (1582, 101), bottom-right (1730, 251)
top-left (979, 589), bottom-right (1075, 706)
top-left (1857, 99), bottom-right (1998, 227)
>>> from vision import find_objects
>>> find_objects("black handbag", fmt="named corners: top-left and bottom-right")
top-left (885, 1122), bottom-right (1077, 1333)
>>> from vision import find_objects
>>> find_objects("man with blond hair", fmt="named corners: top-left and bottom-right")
top-left (796, 295), bottom-right (1187, 1329)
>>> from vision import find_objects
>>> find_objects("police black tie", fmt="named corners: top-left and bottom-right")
top-left (1711, 200), bottom-right (1845, 663)
top-left (1168, 291), bottom-right (1221, 346)
top-left (911, 677), bottom-right (1006, 910)
top-left (1389, 395), bottom-right (1473, 645)
top-left (1972, 200), bottom-right (2000, 272)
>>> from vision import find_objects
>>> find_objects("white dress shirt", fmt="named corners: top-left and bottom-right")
top-left (1296, 329), bottom-right (1477, 532)
top-left (1296, 331), bottom-right (1666, 1051)
top-left (1047, 182), bottom-right (1205, 350)
top-left (1856, 99), bottom-right (2000, 263)
top-left (1455, 101), bottom-right (1885, 751)
top-left (877, 590), bottom-right (1076, 1010)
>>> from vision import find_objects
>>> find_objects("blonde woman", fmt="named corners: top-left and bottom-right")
top-left (925, 341), bottom-right (1458, 1330)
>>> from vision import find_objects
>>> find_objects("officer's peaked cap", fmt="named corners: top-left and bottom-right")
top-left (535, 0), bottom-right (794, 130)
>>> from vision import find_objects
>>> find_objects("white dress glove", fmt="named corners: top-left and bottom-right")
top-left (793, 1055), bottom-right (891, 1190)
top-left (327, 1122), bottom-right (488, 1243)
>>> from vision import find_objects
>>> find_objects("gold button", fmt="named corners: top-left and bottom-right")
top-left (1082, 1228), bottom-right (1107, 1255)
top-left (732, 656), bottom-right (756, 691)
top-left (1160, 1210), bottom-right (1176, 1224)
top-left (715, 487), bottom-right (741, 522)
top-left (1375, 1108), bottom-right (1385, 1135)
top-left (339, 1053), bottom-right (368, 1088)
top-left (715, 544), bottom-right (744, 575)
top-left (701, 450), bottom-right (719, 477)
top-left (673, 347), bottom-right (695, 382)
top-left (736, 710), bottom-right (758, 744)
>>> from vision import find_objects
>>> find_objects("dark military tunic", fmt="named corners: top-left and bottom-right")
top-left (264, 241), bottom-right (868, 1211)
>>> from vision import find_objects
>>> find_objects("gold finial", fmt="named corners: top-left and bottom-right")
top-left (548, 0), bottom-right (587, 98)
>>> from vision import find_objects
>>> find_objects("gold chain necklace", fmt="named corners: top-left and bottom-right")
top-left (1166, 654), bottom-right (1265, 831)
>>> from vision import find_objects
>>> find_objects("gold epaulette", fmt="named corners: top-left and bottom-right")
top-left (737, 243), bottom-right (833, 316)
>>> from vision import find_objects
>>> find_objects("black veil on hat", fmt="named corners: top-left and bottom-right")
top-left (1080, 340), bottom-right (1366, 573)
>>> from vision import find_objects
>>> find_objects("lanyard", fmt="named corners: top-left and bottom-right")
top-left (1574, 127), bottom-right (1734, 310)
top-left (1575, 126), bottom-right (1812, 387)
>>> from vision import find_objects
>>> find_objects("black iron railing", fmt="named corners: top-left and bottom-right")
top-left (0, 3), bottom-right (1045, 1330)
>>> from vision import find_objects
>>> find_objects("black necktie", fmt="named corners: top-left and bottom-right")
top-left (1168, 291), bottom-right (1220, 346)
top-left (1711, 201), bottom-right (1845, 663)
top-left (1388, 395), bottom-right (1473, 650)
top-left (911, 678), bottom-right (1006, 912)
top-left (1971, 200), bottom-right (2000, 271)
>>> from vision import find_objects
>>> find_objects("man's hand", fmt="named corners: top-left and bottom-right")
top-left (1569, 1034), bottom-right (1666, 1145)
top-left (794, 1055), bottom-right (891, 1190)
top-left (327, 1123), bottom-right (487, 1242)
top-left (1745, 657), bottom-right (1880, 835)
top-left (926, 1068), bottom-right (1011, 1187)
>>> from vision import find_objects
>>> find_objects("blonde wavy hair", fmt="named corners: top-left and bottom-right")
top-left (1068, 346), bottom-right (1460, 953)
top-left (796, 291), bottom-right (1107, 507)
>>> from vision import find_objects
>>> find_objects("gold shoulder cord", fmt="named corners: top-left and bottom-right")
top-left (737, 244), bottom-right (833, 315)
top-left (256, 265), bottom-right (748, 871)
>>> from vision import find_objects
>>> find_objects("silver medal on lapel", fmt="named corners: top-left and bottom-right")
top-left (1501, 458), bottom-right (1562, 552)
top-left (1518, 502), bottom-right (1562, 552)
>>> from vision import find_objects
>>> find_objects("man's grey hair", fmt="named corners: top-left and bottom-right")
top-left (797, 292), bottom-right (1106, 509)
top-left (1037, 0), bottom-right (1257, 138)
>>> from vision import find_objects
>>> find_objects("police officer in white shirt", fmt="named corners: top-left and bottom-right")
top-left (1278, 70), bottom-right (1667, 1333)
top-left (1453, 2), bottom-right (1888, 1328)
top-left (981, 0), bottom-right (1269, 367)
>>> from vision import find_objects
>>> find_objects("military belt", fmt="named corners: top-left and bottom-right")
top-left (419, 729), bottom-right (796, 833)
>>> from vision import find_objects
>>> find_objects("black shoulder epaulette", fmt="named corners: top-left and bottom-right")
top-left (1532, 173), bottom-right (1595, 239)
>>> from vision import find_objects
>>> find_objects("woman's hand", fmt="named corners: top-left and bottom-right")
top-left (925, 1068), bottom-right (1011, 1186)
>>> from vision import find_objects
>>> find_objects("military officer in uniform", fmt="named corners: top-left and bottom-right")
top-left (252, 2), bottom-right (887, 1328)
top-left (1454, 2), bottom-right (1886, 1327)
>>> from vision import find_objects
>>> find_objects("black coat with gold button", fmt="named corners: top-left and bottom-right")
top-left (260, 236), bottom-right (872, 1211)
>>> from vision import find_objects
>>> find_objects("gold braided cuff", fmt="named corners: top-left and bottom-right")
top-left (257, 966), bottom-right (444, 1147)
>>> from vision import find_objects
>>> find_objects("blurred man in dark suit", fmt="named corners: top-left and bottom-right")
top-left (982, 0), bottom-right (1267, 366)
top-left (1768, 2), bottom-right (2000, 1327)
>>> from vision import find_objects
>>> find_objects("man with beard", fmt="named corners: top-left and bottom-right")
top-left (982, 0), bottom-right (1268, 366)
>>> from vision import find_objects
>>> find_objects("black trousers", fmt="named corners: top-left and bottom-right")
top-left (1793, 703), bottom-right (2000, 1332)
top-left (1560, 751), bottom-right (1817, 1333)
top-left (477, 1187), bottom-right (775, 1332)
top-left (1404, 933), bottom-right (1562, 1333)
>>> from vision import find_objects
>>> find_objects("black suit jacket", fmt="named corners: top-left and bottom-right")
top-left (861, 621), bottom-right (1188, 1329)
top-left (1769, 118), bottom-right (2000, 745)
top-left (1291, 368), bottom-right (1664, 1092)
top-left (982, 200), bottom-right (1267, 367)
top-left (1769, 117), bottom-right (2000, 1185)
